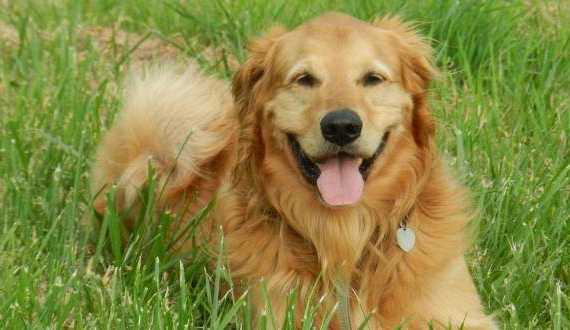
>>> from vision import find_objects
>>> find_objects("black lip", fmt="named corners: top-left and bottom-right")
top-left (287, 132), bottom-right (390, 185)
top-left (359, 131), bottom-right (390, 179)
top-left (287, 134), bottom-right (321, 185)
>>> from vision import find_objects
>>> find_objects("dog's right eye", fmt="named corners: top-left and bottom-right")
top-left (295, 73), bottom-right (318, 87)
top-left (362, 72), bottom-right (385, 86)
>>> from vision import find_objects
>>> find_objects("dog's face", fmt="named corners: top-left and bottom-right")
top-left (234, 13), bottom-right (435, 208)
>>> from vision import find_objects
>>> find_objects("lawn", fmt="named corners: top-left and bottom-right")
top-left (0, 0), bottom-right (568, 328)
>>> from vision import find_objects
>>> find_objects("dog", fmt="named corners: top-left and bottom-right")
top-left (91, 12), bottom-right (497, 329)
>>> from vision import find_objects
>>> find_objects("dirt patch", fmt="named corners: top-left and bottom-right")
top-left (81, 26), bottom-right (181, 65)
top-left (0, 20), bottom-right (240, 71)
top-left (80, 26), bottom-right (240, 72)
top-left (524, 1), bottom-right (570, 29)
top-left (0, 21), bottom-right (18, 48)
top-left (199, 45), bottom-right (240, 71)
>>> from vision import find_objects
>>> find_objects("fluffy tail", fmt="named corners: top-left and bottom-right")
top-left (91, 64), bottom-right (238, 214)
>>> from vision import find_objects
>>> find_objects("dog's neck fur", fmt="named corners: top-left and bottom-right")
top-left (214, 130), bottom-right (472, 328)
top-left (216, 93), bottom-right (472, 324)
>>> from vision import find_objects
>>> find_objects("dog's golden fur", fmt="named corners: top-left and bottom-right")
top-left (91, 13), bottom-right (496, 329)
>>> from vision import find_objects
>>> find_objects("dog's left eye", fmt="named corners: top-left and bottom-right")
top-left (295, 73), bottom-right (318, 87)
top-left (362, 72), bottom-right (385, 86)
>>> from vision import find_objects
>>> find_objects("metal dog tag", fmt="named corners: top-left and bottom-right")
top-left (396, 226), bottom-right (416, 252)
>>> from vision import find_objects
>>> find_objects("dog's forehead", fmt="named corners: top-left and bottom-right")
top-left (275, 15), bottom-right (399, 72)
top-left (289, 15), bottom-right (378, 50)
top-left (298, 12), bottom-right (372, 32)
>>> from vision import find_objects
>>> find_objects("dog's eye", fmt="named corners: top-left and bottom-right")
top-left (362, 72), bottom-right (385, 86)
top-left (295, 73), bottom-right (318, 87)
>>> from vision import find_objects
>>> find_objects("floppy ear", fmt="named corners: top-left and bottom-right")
top-left (373, 16), bottom-right (437, 93)
top-left (374, 17), bottom-right (438, 148)
top-left (232, 26), bottom-right (287, 116)
top-left (230, 26), bottom-right (287, 186)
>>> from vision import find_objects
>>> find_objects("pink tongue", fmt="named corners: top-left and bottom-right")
top-left (316, 156), bottom-right (364, 206)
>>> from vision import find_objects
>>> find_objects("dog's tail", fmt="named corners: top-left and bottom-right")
top-left (91, 64), bottom-right (238, 215)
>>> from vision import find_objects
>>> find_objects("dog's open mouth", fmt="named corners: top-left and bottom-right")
top-left (287, 132), bottom-right (389, 206)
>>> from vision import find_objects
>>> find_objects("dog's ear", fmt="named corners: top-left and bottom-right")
top-left (373, 16), bottom-right (437, 93)
top-left (230, 26), bottom-right (287, 185)
top-left (232, 26), bottom-right (287, 113)
top-left (373, 17), bottom-right (438, 148)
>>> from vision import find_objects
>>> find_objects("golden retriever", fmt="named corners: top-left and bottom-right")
top-left (91, 13), bottom-right (497, 329)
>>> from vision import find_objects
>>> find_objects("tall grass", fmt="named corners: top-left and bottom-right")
top-left (1, 0), bottom-right (568, 328)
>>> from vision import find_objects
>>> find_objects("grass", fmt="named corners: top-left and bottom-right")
top-left (0, 0), bottom-right (568, 328)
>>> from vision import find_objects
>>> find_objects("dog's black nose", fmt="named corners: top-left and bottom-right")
top-left (320, 109), bottom-right (362, 146)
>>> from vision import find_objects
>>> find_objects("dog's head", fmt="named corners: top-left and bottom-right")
top-left (233, 13), bottom-right (436, 209)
